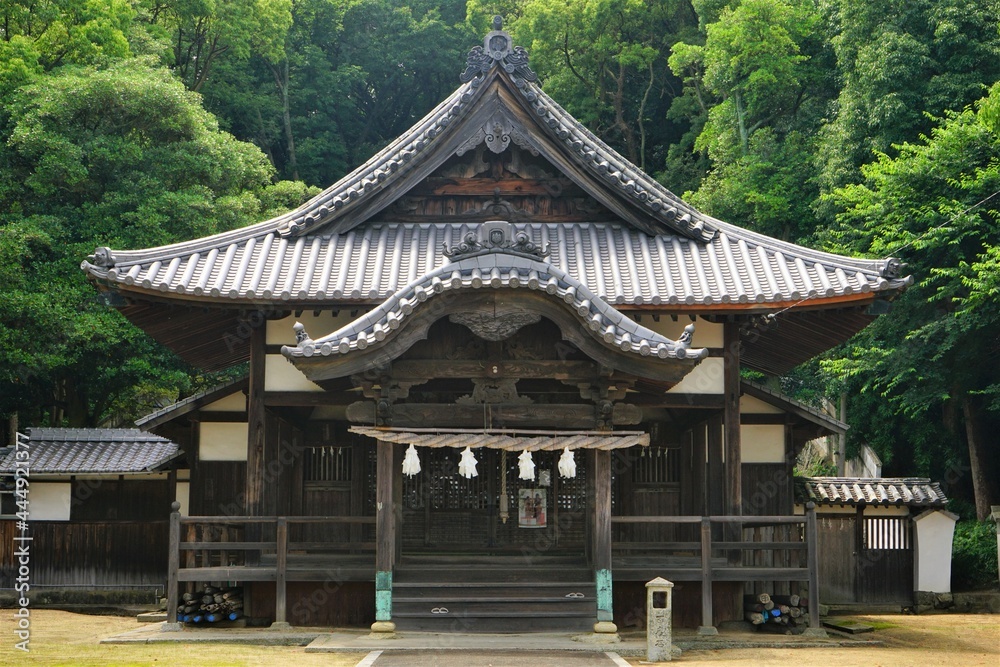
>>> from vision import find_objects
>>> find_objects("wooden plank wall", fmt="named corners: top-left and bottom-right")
top-left (741, 463), bottom-right (792, 516)
top-left (248, 581), bottom-right (374, 627)
top-left (71, 479), bottom-right (171, 521)
top-left (0, 520), bottom-right (168, 588)
top-left (614, 580), bottom-right (743, 629)
top-left (816, 515), bottom-right (856, 604)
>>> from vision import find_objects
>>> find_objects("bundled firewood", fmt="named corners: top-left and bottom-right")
top-left (176, 586), bottom-right (243, 623)
top-left (743, 592), bottom-right (811, 632)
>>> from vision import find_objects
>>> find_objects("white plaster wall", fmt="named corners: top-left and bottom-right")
top-left (741, 424), bottom-right (785, 463)
top-left (265, 354), bottom-right (323, 392)
top-left (668, 357), bottom-right (723, 394)
top-left (176, 482), bottom-right (190, 516)
top-left (643, 317), bottom-right (723, 348)
top-left (914, 510), bottom-right (958, 593)
top-left (267, 312), bottom-right (358, 345)
top-left (741, 395), bottom-right (784, 414)
top-left (203, 392), bottom-right (247, 411)
top-left (28, 483), bottom-right (71, 521)
top-left (793, 504), bottom-right (911, 516)
top-left (199, 422), bottom-right (249, 461)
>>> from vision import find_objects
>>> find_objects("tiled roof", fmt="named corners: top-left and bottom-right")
top-left (84, 222), bottom-right (907, 308)
top-left (80, 23), bottom-right (910, 311)
top-left (281, 239), bottom-right (707, 363)
top-left (796, 477), bottom-right (949, 507)
top-left (135, 376), bottom-right (247, 431)
top-left (742, 380), bottom-right (848, 434)
top-left (0, 428), bottom-right (182, 474)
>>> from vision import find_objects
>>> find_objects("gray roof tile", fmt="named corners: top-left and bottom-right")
top-left (86, 222), bottom-right (908, 307)
top-left (0, 428), bottom-right (182, 474)
top-left (796, 477), bottom-right (948, 507)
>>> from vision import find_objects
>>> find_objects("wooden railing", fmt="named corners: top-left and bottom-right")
top-left (611, 503), bottom-right (820, 630)
top-left (166, 503), bottom-right (376, 626)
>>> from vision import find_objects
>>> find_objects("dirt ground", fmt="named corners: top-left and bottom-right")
top-left (0, 610), bottom-right (996, 666)
top-left (627, 613), bottom-right (1000, 666)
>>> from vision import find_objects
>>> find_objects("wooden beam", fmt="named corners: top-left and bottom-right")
top-left (264, 391), bottom-right (361, 406)
top-left (740, 413), bottom-right (788, 425)
top-left (345, 401), bottom-right (643, 428)
top-left (628, 393), bottom-right (724, 408)
top-left (167, 502), bottom-right (180, 625)
top-left (387, 359), bottom-right (607, 382)
top-left (274, 517), bottom-right (288, 625)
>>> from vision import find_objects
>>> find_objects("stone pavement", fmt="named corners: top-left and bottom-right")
top-left (102, 622), bottom-right (880, 658)
top-left (358, 649), bottom-right (631, 667)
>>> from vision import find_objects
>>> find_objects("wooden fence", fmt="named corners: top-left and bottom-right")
top-left (166, 505), bottom-right (375, 625)
top-left (0, 520), bottom-right (168, 589)
top-left (611, 503), bottom-right (820, 630)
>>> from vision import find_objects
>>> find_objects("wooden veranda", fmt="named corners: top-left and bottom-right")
top-left (165, 502), bottom-right (822, 631)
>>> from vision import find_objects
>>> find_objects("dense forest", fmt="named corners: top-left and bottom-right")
top-left (1, 0), bottom-right (999, 519)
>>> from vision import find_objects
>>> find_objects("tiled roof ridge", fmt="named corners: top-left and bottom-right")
top-left (741, 380), bottom-right (848, 431)
top-left (135, 375), bottom-right (248, 429)
top-left (795, 476), bottom-right (948, 507)
top-left (25, 426), bottom-right (171, 442)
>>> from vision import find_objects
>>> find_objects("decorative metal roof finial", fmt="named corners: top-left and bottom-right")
top-left (460, 16), bottom-right (537, 87)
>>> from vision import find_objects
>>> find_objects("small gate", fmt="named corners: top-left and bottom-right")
top-left (816, 513), bottom-right (913, 605)
top-left (857, 516), bottom-right (913, 603)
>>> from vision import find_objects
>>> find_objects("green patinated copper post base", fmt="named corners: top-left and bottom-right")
top-left (593, 568), bottom-right (618, 636)
top-left (372, 570), bottom-right (394, 634)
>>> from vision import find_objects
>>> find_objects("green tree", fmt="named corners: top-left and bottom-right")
top-left (0, 58), bottom-right (312, 429)
top-left (668, 0), bottom-right (830, 239)
top-left (820, 83), bottom-right (1000, 519)
top-left (144, 0), bottom-right (293, 91)
top-left (514, 0), bottom-right (698, 171)
top-left (815, 0), bottom-right (1000, 203)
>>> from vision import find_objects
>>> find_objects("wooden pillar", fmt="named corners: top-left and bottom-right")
top-left (273, 517), bottom-right (289, 628)
top-left (593, 449), bottom-right (616, 633)
top-left (707, 414), bottom-right (724, 516)
top-left (805, 502), bottom-right (826, 636)
top-left (723, 321), bottom-right (742, 517)
top-left (246, 323), bottom-right (267, 517)
top-left (165, 501), bottom-right (181, 629)
top-left (245, 323), bottom-right (267, 569)
top-left (698, 516), bottom-right (717, 635)
top-left (373, 439), bottom-right (396, 631)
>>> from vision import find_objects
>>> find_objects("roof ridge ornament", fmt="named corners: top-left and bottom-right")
top-left (460, 16), bottom-right (537, 87)
top-left (442, 220), bottom-right (548, 261)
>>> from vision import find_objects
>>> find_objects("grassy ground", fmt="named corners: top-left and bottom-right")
top-left (0, 610), bottom-right (365, 666)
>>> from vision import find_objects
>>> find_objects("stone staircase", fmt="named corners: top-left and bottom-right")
top-left (392, 554), bottom-right (596, 632)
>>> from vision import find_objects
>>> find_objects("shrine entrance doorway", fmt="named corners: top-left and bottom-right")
top-left (400, 447), bottom-right (588, 556)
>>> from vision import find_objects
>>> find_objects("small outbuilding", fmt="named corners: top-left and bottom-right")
top-left (0, 428), bottom-right (185, 600)
top-left (796, 476), bottom-right (953, 608)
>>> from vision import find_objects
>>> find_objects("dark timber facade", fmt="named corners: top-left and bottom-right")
top-left (82, 19), bottom-right (909, 633)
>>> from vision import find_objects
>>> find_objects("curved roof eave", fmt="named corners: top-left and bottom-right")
top-left (281, 252), bottom-right (708, 365)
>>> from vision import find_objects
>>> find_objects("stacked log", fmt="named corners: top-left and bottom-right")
top-left (177, 586), bottom-right (243, 623)
top-left (743, 593), bottom-right (810, 633)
